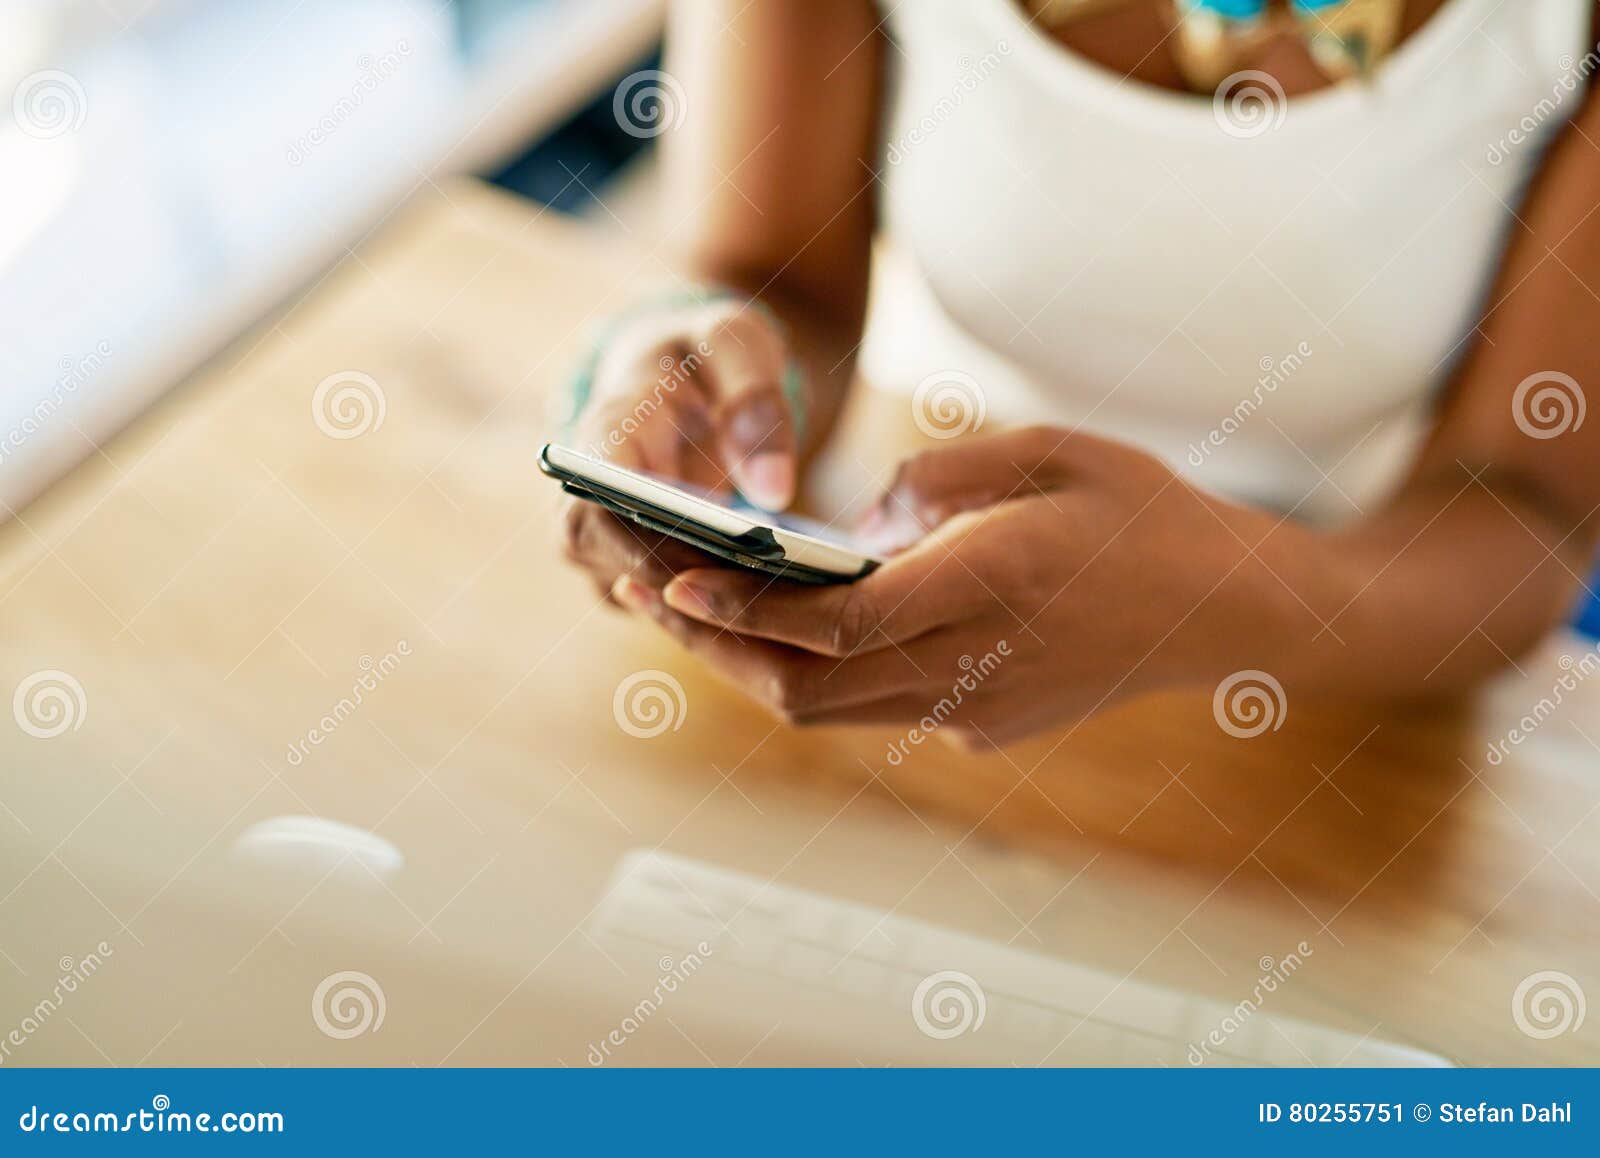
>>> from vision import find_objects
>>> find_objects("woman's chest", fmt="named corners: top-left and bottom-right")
top-left (1031, 0), bottom-right (1455, 96)
top-left (875, 0), bottom-right (1589, 434)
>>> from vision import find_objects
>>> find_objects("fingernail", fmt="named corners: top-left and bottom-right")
top-left (855, 509), bottom-right (922, 556)
top-left (727, 391), bottom-right (787, 449)
top-left (664, 578), bottom-right (716, 620)
top-left (854, 502), bottom-right (889, 535)
top-left (611, 576), bottom-right (656, 612)
top-left (735, 452), bottom-right (794, 511)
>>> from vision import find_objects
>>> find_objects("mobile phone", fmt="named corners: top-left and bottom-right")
top-left (539, 442), bottom-right (880, 584)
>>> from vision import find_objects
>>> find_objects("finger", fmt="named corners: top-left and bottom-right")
top-left (772, 693), bottom-right (945, 729)
top-left (716, 384), bottom-right (794, 510)
top-left (613, 577), bottom-right (928, 718)
top-left (585, 330), bottom-right (734, 490)
top-left (855, 426), bottom-right (1077, 553)
top-left (660, 524), bottom-right (998, 657)
top-left (580, 388), bottom-right (722, 491)
top-left (691, 304), bottom-right (796, 510)
top-left (563, 499), bottom-right (723, 596)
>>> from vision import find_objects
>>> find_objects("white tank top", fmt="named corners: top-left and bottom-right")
top-left (863, 0), bottom-right (1592, 517)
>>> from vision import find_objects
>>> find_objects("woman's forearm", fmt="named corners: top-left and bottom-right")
top-left (1260, 469), bottom-right (1597, 700)
top-left (1256, 69), bottom-right (1600, 700)
top-left (662, 0), bottom-right (882, 459)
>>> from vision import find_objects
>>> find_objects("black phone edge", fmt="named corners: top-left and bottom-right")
top-left (539, 445), bottom-right (875, 586)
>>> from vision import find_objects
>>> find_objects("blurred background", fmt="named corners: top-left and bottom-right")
top-left (0, 0), bottom-right (668, 512)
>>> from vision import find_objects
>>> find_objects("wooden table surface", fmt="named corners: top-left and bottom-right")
top-left (1, 179), bottom-right (1596, 1067)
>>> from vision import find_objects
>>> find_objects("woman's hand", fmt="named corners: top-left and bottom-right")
top-left (612, 427), bottom-right (1356, 750)
top-left (559, 296), bottom-right (801, 602)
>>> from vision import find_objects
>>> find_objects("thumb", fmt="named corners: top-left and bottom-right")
top-left (693, 305), bottom-right (799, 511)
top-left (856, 426), bottom-right (1075, 553)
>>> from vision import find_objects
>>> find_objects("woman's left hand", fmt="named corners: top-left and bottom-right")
top-left (612, 426), bottom-right (1351, 751)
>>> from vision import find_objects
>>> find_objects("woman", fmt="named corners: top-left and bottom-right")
top-left (559, 0), bottom-right (1600, 750)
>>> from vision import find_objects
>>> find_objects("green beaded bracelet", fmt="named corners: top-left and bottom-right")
top-left (560, 286), bottom-right (808, 443)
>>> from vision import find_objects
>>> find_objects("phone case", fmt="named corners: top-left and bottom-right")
top-left (539, 446), bottom-right (877, 585)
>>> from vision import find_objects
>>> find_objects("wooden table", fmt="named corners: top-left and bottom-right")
top-left (1, 180), bottom-right (1596, 1067)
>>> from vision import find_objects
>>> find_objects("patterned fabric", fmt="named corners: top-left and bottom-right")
top-left (1163, 0), bottom-right (1407, 86)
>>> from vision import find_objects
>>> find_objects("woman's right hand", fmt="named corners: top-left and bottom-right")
top-left (558, 295), bottom-right (803, 602)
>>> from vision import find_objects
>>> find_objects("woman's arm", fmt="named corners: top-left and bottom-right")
top-left (662, 0), bottom-right (882, 454)
top-left (1289, 77), bottom-right (1600, 696)
top-left (613, 67), bottom-right (1600, 742)
top-left (603, 8), bottom-right (1600, 745)
top-left (557, 2), bottom-right (880, 600)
